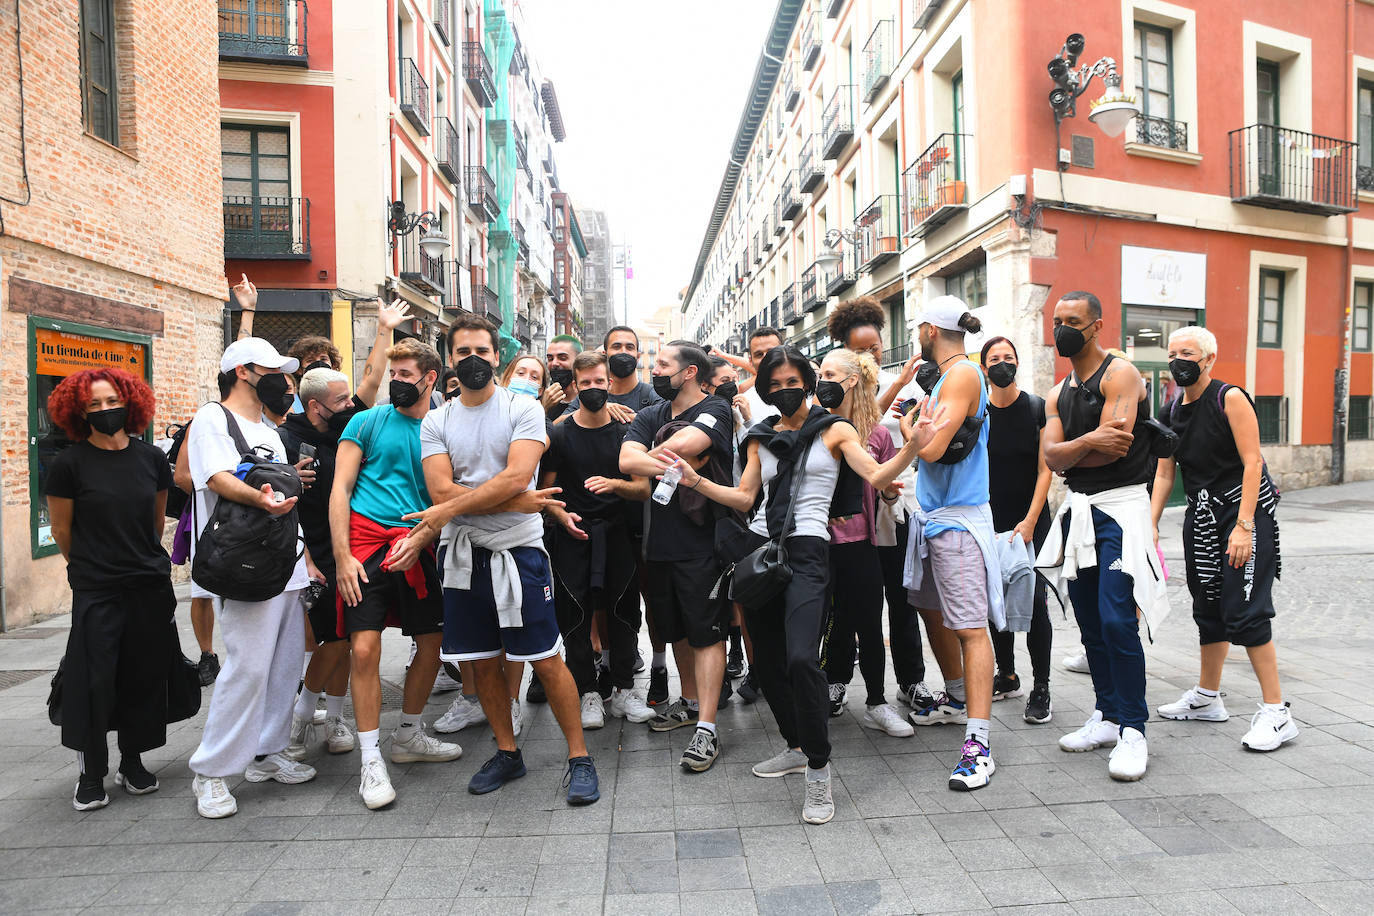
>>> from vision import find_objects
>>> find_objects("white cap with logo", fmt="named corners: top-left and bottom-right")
top-left (220, 337), bottom-right (300, 375)
top-left (914, 295), bottom-right (971, 332)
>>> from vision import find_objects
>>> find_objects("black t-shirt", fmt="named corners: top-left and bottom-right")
top-left (546, 417), bottom-right (631, 520)
top-left (625, 395), bottom-right (734, 561)
top-left (44, 438), bottom-right (174, 590)
top-left (987, 392), bottom-right (1047, 532)
top-left (279, 410), bottom-right (347, 577)
top-left (562, 381), bottom-right (662, 416)
top-left (1165, 379), bottom-right (1247, 499)
top-left (1058, 355), bottom-right (1154, 495)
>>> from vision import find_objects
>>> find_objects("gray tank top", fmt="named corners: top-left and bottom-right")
top-left (748, 434), bottom-right (840, 541)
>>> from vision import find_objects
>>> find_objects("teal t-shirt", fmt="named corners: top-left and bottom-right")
top-left (340, 405), bottom-right (429, 528)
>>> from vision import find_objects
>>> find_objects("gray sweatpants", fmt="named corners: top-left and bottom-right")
top-left (189, 588), bottom-right (305, 778)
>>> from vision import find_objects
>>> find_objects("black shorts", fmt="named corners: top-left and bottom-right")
top-left (1183, 499), bottom-right (1278, 648)
top-left (343, 545), bottom-right (444, 637)
top-left (306, 581), bottom-right (345, 644)
top-left (645, 556), bottom-right (730, 648)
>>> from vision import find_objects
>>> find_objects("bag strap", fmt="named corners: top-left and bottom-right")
top-left (776, 430), bottom-right (817, 542)
top-left (217, 403), bottom-right (254, 458)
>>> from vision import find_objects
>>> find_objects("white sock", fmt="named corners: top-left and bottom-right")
top-left (945, 677), bottom-right (966, 703)
top-left (324, 693), bottom-right (345, 721)
top-left (1264, 701), bottom-right (1287, 712)
top-left (293, 688), bottom-right (321, 721)
top-left (966, 717), bottom-right (991, 747)
top-left (652, 650), bottom-right (666, 668)
top-left (697, 720), bottom-right (716, 735)
top-left (302, 651), bottom-right (312, 678)
top-left (397, 717), bottom-right (421, 739)
top-left (1195, 685), bottom-right (1220, 698)
top-left (359, 729), bottom-right (381, 765)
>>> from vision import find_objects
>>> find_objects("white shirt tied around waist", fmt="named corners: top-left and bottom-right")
top-left (440, 522), bottom-right (549, 630)
top-left (1033, 482), bottom-right (1171, 639)
top-left (902, 502), bottom-right (1006, 631)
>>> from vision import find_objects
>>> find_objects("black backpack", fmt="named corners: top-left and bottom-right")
top-left (191, 405), bottom-right (304, 602)
top-left (163, 421), bottom-right (190, 519)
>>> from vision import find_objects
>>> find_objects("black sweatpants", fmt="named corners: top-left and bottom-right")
top-left (743, 536), bottom-right (832, 770)
top-left (880, 518), bottom-right (926, 686)
top-left (822, 540), bottom-right (888, 706)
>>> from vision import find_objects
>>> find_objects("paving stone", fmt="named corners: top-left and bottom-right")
top-left (754, 883), bottom-right (833, 916)
top-left (826, 878), bottom-right (912, 916)
top-left (971, 868), bottom-right (1066, 908)
top-left (675, 827), bottom-right (743, 859)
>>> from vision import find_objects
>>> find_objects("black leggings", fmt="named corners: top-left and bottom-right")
top-left (990, 512), bottom-right (1052, 685)
top-left (822, 540), bottom-right (887, 706)
top-left (880, 518), bottom-right (926, 686)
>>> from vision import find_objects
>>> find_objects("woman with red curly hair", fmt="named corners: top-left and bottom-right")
top-left (44, 367), bottom-right (176, 812)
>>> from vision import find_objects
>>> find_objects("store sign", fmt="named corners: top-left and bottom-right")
top-left (35, 327), bottom-right (147, 376)
top-left (1120, 246), bottom-right (1206, 310)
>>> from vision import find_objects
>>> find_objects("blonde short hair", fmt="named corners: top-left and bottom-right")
top-left (299, 367), bottom-right (349, 406)
top-left (1168, 325), bottom-right (1217, 358)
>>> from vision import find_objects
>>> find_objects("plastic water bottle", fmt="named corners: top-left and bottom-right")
top-left (652, 465), bottom-right (683, 505)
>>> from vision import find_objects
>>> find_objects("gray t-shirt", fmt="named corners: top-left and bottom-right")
top-left (420, 386), bottom-right (548, 546)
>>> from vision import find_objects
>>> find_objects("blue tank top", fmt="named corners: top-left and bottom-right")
top-left (917, 361), bottom-right (990, 537)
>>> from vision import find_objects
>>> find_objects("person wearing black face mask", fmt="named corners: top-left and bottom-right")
top-left (251, 367), bottom-right (297, 427)
top-left (553, 327), bottom-right (663, 429)
top-left (44, 368), bottom-right (176, 811)
top-left (542, 336), bottom-right (583, 420)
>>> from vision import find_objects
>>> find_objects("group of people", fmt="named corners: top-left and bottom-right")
top-left (43, 273), bottom-right (1296, 826)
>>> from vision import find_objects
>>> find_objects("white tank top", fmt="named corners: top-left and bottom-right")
top-left (748, 434), bottom-right (839, 541)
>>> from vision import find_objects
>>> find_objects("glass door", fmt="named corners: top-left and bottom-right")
top-left (1256, 59), bottom-right (1281, 195)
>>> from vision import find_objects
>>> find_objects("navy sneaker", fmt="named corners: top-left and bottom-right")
top-left (467, 750), bottom-right (527, 795)
top-left (563, 755), bottom-right (600, 805)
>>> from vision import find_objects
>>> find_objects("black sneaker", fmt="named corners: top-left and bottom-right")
top-left (633, 650), bottom-right (646, 674)
top-left (563, 755), bottom-right (600, 806)
top-left (828, 683), bottom-right (846, 717)
top-left (900, 682), bottom-right (936, 711)
top-left (725, 644), bottom-right (745, 680)
top-left (993, 672), bottom-right (1025, 701)
top-left (73, 776), bottom-right (108, 811)
top-left (596, 662), bottom-right (613, 701)
top-left (648, 699), bottom-right (699, 732)
top-left (719, 672), bottom-right (733, 708)
top-left (526, 674), bottom-right (547, 704)
top-left (680, 727), bottom-right (720, 772)
top-left (647, 665), bottom-right (669, 707)
top-left (1023, 683), bottom-right (1053, 724)
top-left (468, 749), bottom-right (527, 795)
top-left (115, 759), bottom-right (159, 795)
top-left (737, 670), bottom-right (761, 704)
top-left (197, 652), bottom-right (221, 686)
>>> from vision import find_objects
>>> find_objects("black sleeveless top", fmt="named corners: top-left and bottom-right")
top-left (987, 392), bottom-right (1047, 531)
top-left (1164, 379), bottom-right (1247, 499)
top-left (1058, 354), bottom-right (1153, 495)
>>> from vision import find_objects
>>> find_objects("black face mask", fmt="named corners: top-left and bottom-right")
top-left (302, 359), bottom-right (332, 375)
top-left (252, 371), bottom-right (294, 416)
top-left (1169, 358), bottom-right (1203, 387)
top-left (915, 362), bottom-right (941, 394)
top-left (766, 388), bottom-right (807, 417)
top-left (652, 369), bottom-right (683, 400)
top-left (579, 387), bottom-right (609, 412)
top-left (713, 381), bottom-right (738, 404)
top-left (549, 367), bottom-right (575, 390)
top-left (987, 361), bottom-right (1018, 389)
top-left (455, 354), bottom-right (494, 390)
top-left (815, 379), bottom-right (847, 409)
top-left (444, 385), bottom-right (462, 400)
top-left (389, 378), bottom-right (427, 409)
top-left (322, 404), bottom-right (357, 437)
top-left (608, 353), bottom-right (638, 379)
top-left (1054, 324), bottom-right (1090, 358)
top-left (87, 406), bottom-right (127, 437)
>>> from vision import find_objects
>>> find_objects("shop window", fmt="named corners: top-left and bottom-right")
top-left (1350, 395), bottom-right (1371, 442)
top-left (1123, 304), bottom-right (1201, 365)
top-left (1255, 395), bottom-right (1287, 444)
top-left (1257, 268), bottom-right (1284, 348)
top-left (945, 262), bottom-right (986, 311)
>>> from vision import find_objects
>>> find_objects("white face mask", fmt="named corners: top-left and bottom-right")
top-left (508, 378), bottom-right (541, 399)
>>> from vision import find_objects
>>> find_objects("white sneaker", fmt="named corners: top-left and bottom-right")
top-left (1157, 687), bottom-right (1229, 722)
top-left (1108, 727), bottom-right (1148, 781)
top-left (435, 693), bottom-right (487, 733)
top-left (827, 682), bottom-right (846, 717)
top-left (1058, 710), bottom-right (1120, 752)
top-left (862, 703), bottom-right (915, 737)
top-left (325, 716), bottom-right (355, 754)
top-left (581, 691), bottom-right (606, 730)
top-left (244, 753), bottom-right (317, 785)
top-left (284, 715), bottom-right (316, 761)
top-left (431, 665), bottom-right (462, 694)
top-left (610, 687), bottom-right (655, 723)
top-left (390, 727), bottom-right (462, 763)
top-left (312, 707), bottom-right (327, 725)
top-left (192, 774), bottom-right (237, 819)
top-left (1062, 651), bottom-right (1091, 674)
top-left (802, 766), bottom-right (835, 824)
top-left (359, 758), bottom-right (396, 810)
top-left (510, 698), bottom-right (523, 737)
top-left (752, 747), bottom-right (808, 778)
top-left (1241, 702), bottom-right (1299, 752)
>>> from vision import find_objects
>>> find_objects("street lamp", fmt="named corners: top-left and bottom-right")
top-left (387, 200), bottom-right (451, 258)
top-left (815, 228), bottom-right (856, 270)
top-left (1046, 33), bottom-right (1139, 138)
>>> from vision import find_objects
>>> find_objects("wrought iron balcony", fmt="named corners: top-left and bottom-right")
top-left (442, 259), bottom-right (463, 311)
top-left (783, 61), bottom-right (800, 113)
top-left (398, 231), bottom-right (445, 297)
top-left (398, 58), bottom-right (430, 136)
top-left (801, 10), bottom-right (822, 71)
top-left (218, 0), bottom-right (307, 65)
top-left (822, 86), bottom-right (854, 159)
top-left (470, 273), bottom-right (501, 325)
top-left (514, 219), bottom-right (528, 263)
top-left (515, 125), bottom-right (529, 172)
top-left (762, 213), bottom-right (776, 250)
top-left (903, 132), bottom-right (970, 238)
top-left (801, 262), bottom-right (824, 312)
top-left (779, 171), bottom-right (802, 220)
top-left (433, 0), bottom-right (451, 45)
top-left (798, 135), bottom-right (825, 192)
top-left (861, 19), bottom-right (892, 105)
top-left (515, 312), bottom-right (530, 343)
top-left (826, 0), bottom-right (844, 17)
top-left (1133, 115), bottom-right (1188, 152)
top-left (780, 282), bottom-right (798, 325)
top-left (882, 342), bottom-right (913, 371)
top-left (436, 117), bottom-right (461, 184)
top-left (1229, 125), bottom-right (1356, 215)
top-left (913, 0), bottom-right (945, 30)
top-left (549, 267), bottom-right (562, 304)
top-left (855, 194), bottom-right (900, 272)
top-left (753, 231), bottom-right (762, 265)
top-left (223, 196), bottom-right (310, 259)
top-left (824, 246), bottom-right (857, 297)
top-left (463, 40), bottom-right (496, 108)
top-left (465, 165), bottom-right (499, 222)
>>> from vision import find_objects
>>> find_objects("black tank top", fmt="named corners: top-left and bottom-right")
top-left (1164, 379), bottom-right (1247, 499)
top-left (1058, 354), bottom-right (1153, 495)
top-left (987, 391), bottom-right (1047, 531)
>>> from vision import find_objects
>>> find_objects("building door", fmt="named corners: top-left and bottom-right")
top-left (1256, 59), bottom-right (1281, 196)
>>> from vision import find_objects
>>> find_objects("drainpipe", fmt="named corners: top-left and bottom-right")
top-left (1334, 0), bottom-right (1355, 484)
top-left (0, 252), bottom-right (7, 633)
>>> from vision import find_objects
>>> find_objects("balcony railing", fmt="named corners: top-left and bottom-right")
top-left (753, 231), bottom-right (762, 264)
top-left (780, 282), bottom-right (798, 325)
top-left (798, 135), bottom-right (825, 192)
top-left (913, 0), bottom-right (945, 30)
top-left (826, 0), bottom-right (844, 17)
top-left (515, 312), bottom-right (530, 343)
top-left (218, 0), bottom-right (308, 65)
top-left (398, 231), bottom-right (446, 297)
top-left (514, 219), bottom-right (528, 262)
top-left (398, 58), bottom-right (430, 136)
top-left (824, 246), bottom-right (857, 297)
top-left (465, 165), bottom-right (499, 222)
top-left (882, 342), bottom-right (913, 372)
top-left (801, 262), bottom-right (824, 312)
top-left (801, 10), bottom-right (822, 71)
top-left (861, 19), bottom-right (892, 104)
top-left (783, 61), bottom-right (800, 113)
top-left (442, 259), bottom-right (463, 311)
top-left (463, 40), bottom-right (496, 107)
top-left (1134, 115), bottom-right (1188, 152)
top-left (1229, 125), bottom-right (1357, 216)
top-left (515, 125), bottom-right (529, 172)
top-left (762, 213), bottom-right (775, 250)
top-left (433, 0), bottom-right (451, 45)
top-left (779, 171), bottom-right (802, 220)
top-left (470, 274), bottom-right (500, 325)
top-left (903, 132), bottom-right (970, 238)
top-left (436, 117), bottom-right (461, 184)
top-left (822, 86), bottom-right (855, 159)
top-left (223, 195), bottom-right (310, 259)
top-left (855, 194), bottom-right (900, 272)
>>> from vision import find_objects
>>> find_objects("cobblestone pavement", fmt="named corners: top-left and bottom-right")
top-left (1, 481), bottom-right (1372, 915)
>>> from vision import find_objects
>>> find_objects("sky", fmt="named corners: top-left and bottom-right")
top-left (519, 1), bottom-right (778, 326)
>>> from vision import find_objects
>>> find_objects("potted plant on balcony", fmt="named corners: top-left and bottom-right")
top-left (937, 178), bottom-right (967, 207)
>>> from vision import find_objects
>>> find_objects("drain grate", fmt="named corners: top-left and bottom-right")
top-left (0, 628), bottom-right (69, 640)
top-left (0, 670), bottom-right (51, 690)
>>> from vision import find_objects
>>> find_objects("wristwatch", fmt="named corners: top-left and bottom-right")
top-left (1236, 518), bottom-right (1255, 533)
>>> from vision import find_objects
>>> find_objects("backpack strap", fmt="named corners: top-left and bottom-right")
top-left (217, 403), bottom-right (254, 458)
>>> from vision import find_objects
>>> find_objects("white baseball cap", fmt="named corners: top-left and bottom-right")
top-left (220, 337), bottom-right (300, 375)
top-left (914, 295), bottom-right (971, 332)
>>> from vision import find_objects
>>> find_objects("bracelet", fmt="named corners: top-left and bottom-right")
top-left (690, 477), bottom-right (701, 490)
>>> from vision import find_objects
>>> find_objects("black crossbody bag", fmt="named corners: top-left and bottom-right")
top-left (729, 436), bottom-right (814, 608)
